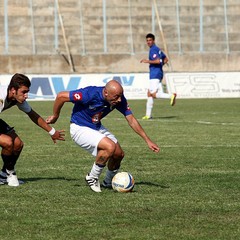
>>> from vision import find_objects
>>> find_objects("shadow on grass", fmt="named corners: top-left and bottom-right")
top-left (19, 178), bottom-right (170, 189)
top-left (135, 181), bottom-right (170, 189)
top-left (21, 177), bottom-right (79, 182)
top-left (154, 115), bottom-right (178, 119)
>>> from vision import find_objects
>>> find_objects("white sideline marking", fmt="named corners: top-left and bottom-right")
top-left (160, 144), bottom-right (239, 148)
top-left (87, 144), bottom-right (237, 148)
top-left (104, 117), bottom-right (239, 125)
top-left (197, 121), bottom-right (212, 124)
top-left (200, 169), bottom-right (240, 174)
top-left (196, 121), bottom-right (235, 125)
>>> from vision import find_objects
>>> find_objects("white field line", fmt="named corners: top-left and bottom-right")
top-left (103, 117), bottom-right (240, 126)
top-left (196, 121), bottom-right (236, 125)
top-left (120, 144), bottom-right (239, 148)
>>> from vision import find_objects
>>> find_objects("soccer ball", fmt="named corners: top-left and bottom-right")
top-left (112, 172), bottom-right (135, 192)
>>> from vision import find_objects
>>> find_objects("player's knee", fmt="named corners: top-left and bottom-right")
top-left (105, 140), bottom-right (116, 157)
top-left (14, 138), bottom-right (24, 152)
top-left (1, 136), bottom-right (14, 151)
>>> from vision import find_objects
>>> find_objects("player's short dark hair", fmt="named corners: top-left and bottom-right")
top-left (8, 73), bottom-right (31, 90)
top-left (146, 33), bottom-right (155, 40)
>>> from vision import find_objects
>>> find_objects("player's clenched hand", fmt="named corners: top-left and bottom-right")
top-left (46, 115), bottom-right (58, 124)
top-left (148, 141), bottom-right (160, 153)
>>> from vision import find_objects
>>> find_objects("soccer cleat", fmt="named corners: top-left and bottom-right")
top-left (101, 180), bottom-right (113, 189)
top-left (6, 170), bottom-right (20, 187)
top-left (170, 93), bottom-right (177, 106)
top-left (0, 179), bottom-right (5, 185)
top-left (142, 116), bottom-right (152, 120)
top-left (0, 170), bottom-right (24, 185)
top-left (85, 174), bottom-right (101, 192)
top-left (0, 171), bottom-right (8, 185)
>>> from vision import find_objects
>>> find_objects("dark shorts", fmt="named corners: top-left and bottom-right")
top-left (0, 119), bottom-right (14, 134)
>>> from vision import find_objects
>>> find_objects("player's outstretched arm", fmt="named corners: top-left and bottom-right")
top-left (125, 114), bottom-right (160, 153)
top-left (27, 109), bottom-right (65, 143)
top-left (46, 91), bottom-right (70, 124)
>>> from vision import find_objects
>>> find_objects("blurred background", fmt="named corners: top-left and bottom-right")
top-left (0, 0), bottom-right (239, 74)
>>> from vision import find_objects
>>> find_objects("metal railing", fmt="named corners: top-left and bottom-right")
top-left (0, 0), bottom-right (239, 56)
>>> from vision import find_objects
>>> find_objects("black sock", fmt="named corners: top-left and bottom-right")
top-left (2, 154), bottom-right (20, 172)
top-left (1, 154), bottom-right (16, 171)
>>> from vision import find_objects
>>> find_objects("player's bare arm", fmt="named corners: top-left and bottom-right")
top-left (27, 109), bottom-right (65, 143)
top-left (46, 91), bottom-right (70, 124)
top-left (125, 114), bottom-right (160, 153)
top-left (163, 56), bottom-right (169, 64)
top-left (140, 58), bottom-right (162, 64)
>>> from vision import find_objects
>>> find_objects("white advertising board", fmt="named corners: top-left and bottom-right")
top-left (1, 72), bottom-right (240, 100)
top-left (166, 72), bottom-right (240, 98)
top-left (0, 73), bottom-right (149, 100)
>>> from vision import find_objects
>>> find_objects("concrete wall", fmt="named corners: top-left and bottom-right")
top-left (0, 53), bottom-right (239, 74)
top-left (0, 0), bottom-right (240, 74)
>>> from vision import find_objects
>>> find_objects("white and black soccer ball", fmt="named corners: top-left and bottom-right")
top-left (112, 172), bottom-right (135, 192)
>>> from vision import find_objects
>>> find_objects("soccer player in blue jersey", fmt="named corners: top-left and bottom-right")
top-left (46, 80), bottom-right (160, 192)
top-left (140, 33), bottom-right (177, 120)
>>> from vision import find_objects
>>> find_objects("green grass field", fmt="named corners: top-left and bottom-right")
top-left (1, 98), bottom-right (239, 240)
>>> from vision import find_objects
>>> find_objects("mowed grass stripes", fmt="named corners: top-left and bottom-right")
top-left (0, 98), bottom-right (239, 240)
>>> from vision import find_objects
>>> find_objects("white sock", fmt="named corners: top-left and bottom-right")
top-left (156, 83), bottom-right (171, 99)
top-left (156, 91), bottom-right (171, 99)
top-left (89, 163), bottom-right (105, 179)
top-left (104, 169), bottom-right (119, 185)
top-left (146, 97), bottom-right (153, 117)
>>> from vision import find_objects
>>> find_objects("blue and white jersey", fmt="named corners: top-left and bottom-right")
top-left (69, 86), bottom-right (132, 130)
top-left (149, 44), bottom-right (166, 80)
top-left (0, 85), bottom-right (31, 113)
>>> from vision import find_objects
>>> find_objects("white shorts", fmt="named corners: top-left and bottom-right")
top-left (70, 123), bottom-right (117, 157)
top-left (149, 79), bottom-right (163, 94)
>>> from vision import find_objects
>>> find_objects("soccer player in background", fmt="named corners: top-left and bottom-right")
top-left (0, 73), bottom-right (65, 187)
top-left (140, 33), bottom-right (177, 120)
top-left (46, 80), bottom-right (160, 193)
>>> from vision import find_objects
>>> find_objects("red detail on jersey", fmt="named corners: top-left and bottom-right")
top-left (92, 112), bottom-right (102, 124)
top-left (126, 103), bottom-right (131, 111)
top-left (153, 54), bottom-right (157, 58)
top-left (73, 92), bottom-right (82, 101)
